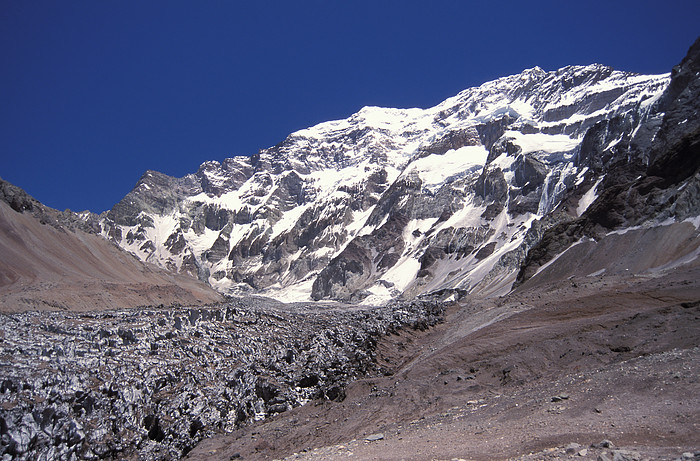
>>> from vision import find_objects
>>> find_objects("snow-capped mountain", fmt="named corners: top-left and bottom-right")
top-left (100, 63), bottom-right (674, 304)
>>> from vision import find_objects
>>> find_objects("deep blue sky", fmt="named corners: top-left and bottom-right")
top-left (2, 1), bottom-right (699, 213)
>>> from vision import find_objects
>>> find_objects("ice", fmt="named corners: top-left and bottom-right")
top-left (406, 145), bottom-right (488, 192)
top-left (432, 199), bottom-right (484, 234)
top-left (574, 167), bottom-right (589, 186)
top-left (538, 162), bottom-right (577, 215)
top-left (263, 278), bottom-right (315, 303)
top-left (185, 226), bottom-right (220, 258)
top-left (270, 204), bottom-right (310, 239)
top-left (346, 205), bottom-right (377, 236)
top-left (489, 152), bottom-right (516, 171)
top-left (576, 177), bottom-right (603, 216)
top-left (360, 284), bottom-right (394, 306)
top-left (355, 106), bottom-right (427, 131)
top-left (381, 256), bottom-right (421, 292)
top-left (688, 215), bottom-right (700, 229)
top-left (503, 131), bottom-right (579, 155)
top-left (210, 275), bottom-right (236, 294)
top-left (403, 218), bottom-right (438, 245)
top-left (213, 190), bottom-right (245, 211)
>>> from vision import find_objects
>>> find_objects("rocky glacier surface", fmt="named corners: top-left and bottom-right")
top-left (99, 64), bottom-right (670, 304)
top-left (0, 296), bottom-right (445, 459)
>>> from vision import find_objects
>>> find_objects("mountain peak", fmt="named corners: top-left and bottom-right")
top-left (99, 61), bottom-right (683, 305)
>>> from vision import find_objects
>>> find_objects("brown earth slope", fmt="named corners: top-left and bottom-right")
top-left (187, 256), bottom-right (700, 460)
top-left (0, 195), bottom-right (222, 313)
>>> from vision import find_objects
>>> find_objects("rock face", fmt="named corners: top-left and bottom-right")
top-left (99, 62), bottom-right (674, 304)
top-left (0, 297), bottom-right (444, 460)
top-left (0, 179), bottom-right (102, 234)
top-left (516, 36), bottom-right (700, 284)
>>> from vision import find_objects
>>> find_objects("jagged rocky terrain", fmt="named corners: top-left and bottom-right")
top-left (186, 266), bottom-right (700, 460)
top-left (0, 296), bottom-right (444, 459)
top-left (516, 36), bottom-right (700, 284)
top-left (99, 59), bottom-right (674, 305)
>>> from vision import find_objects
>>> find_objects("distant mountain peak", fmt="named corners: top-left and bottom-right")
top-left (98, 58), bottom-right (697, 305)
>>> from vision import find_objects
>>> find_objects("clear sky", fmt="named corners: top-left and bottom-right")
top-left (2, 1), bottom-right (699, 213)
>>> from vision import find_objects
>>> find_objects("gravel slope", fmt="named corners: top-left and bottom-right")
top-left (186, 263), bottom-right (700, 460)
top-left (0, 200), bottom-right (222, 312)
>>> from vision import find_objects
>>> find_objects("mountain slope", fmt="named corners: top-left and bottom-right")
top-left (0, 180), bottom-right (223, 312)
top-left (186, 263), bottom-right (700, 461)
top-left (516, 36), bottom-right (700, 288)
top-left (185, 40), bottom-right (700, 459)
top-left (100, 58), bottom-right (689, 305)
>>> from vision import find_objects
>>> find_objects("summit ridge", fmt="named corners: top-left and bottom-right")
top-left (100, 63), bottom-right (677, 304)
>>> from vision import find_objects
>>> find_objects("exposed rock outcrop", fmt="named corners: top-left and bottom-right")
top-left (0, 181), bottom-right (222, 312)
top-left (516, 37), bottom-right (700, 285)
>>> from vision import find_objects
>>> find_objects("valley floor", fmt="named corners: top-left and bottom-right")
top-left (187, 264), bottom-right (700, 460)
